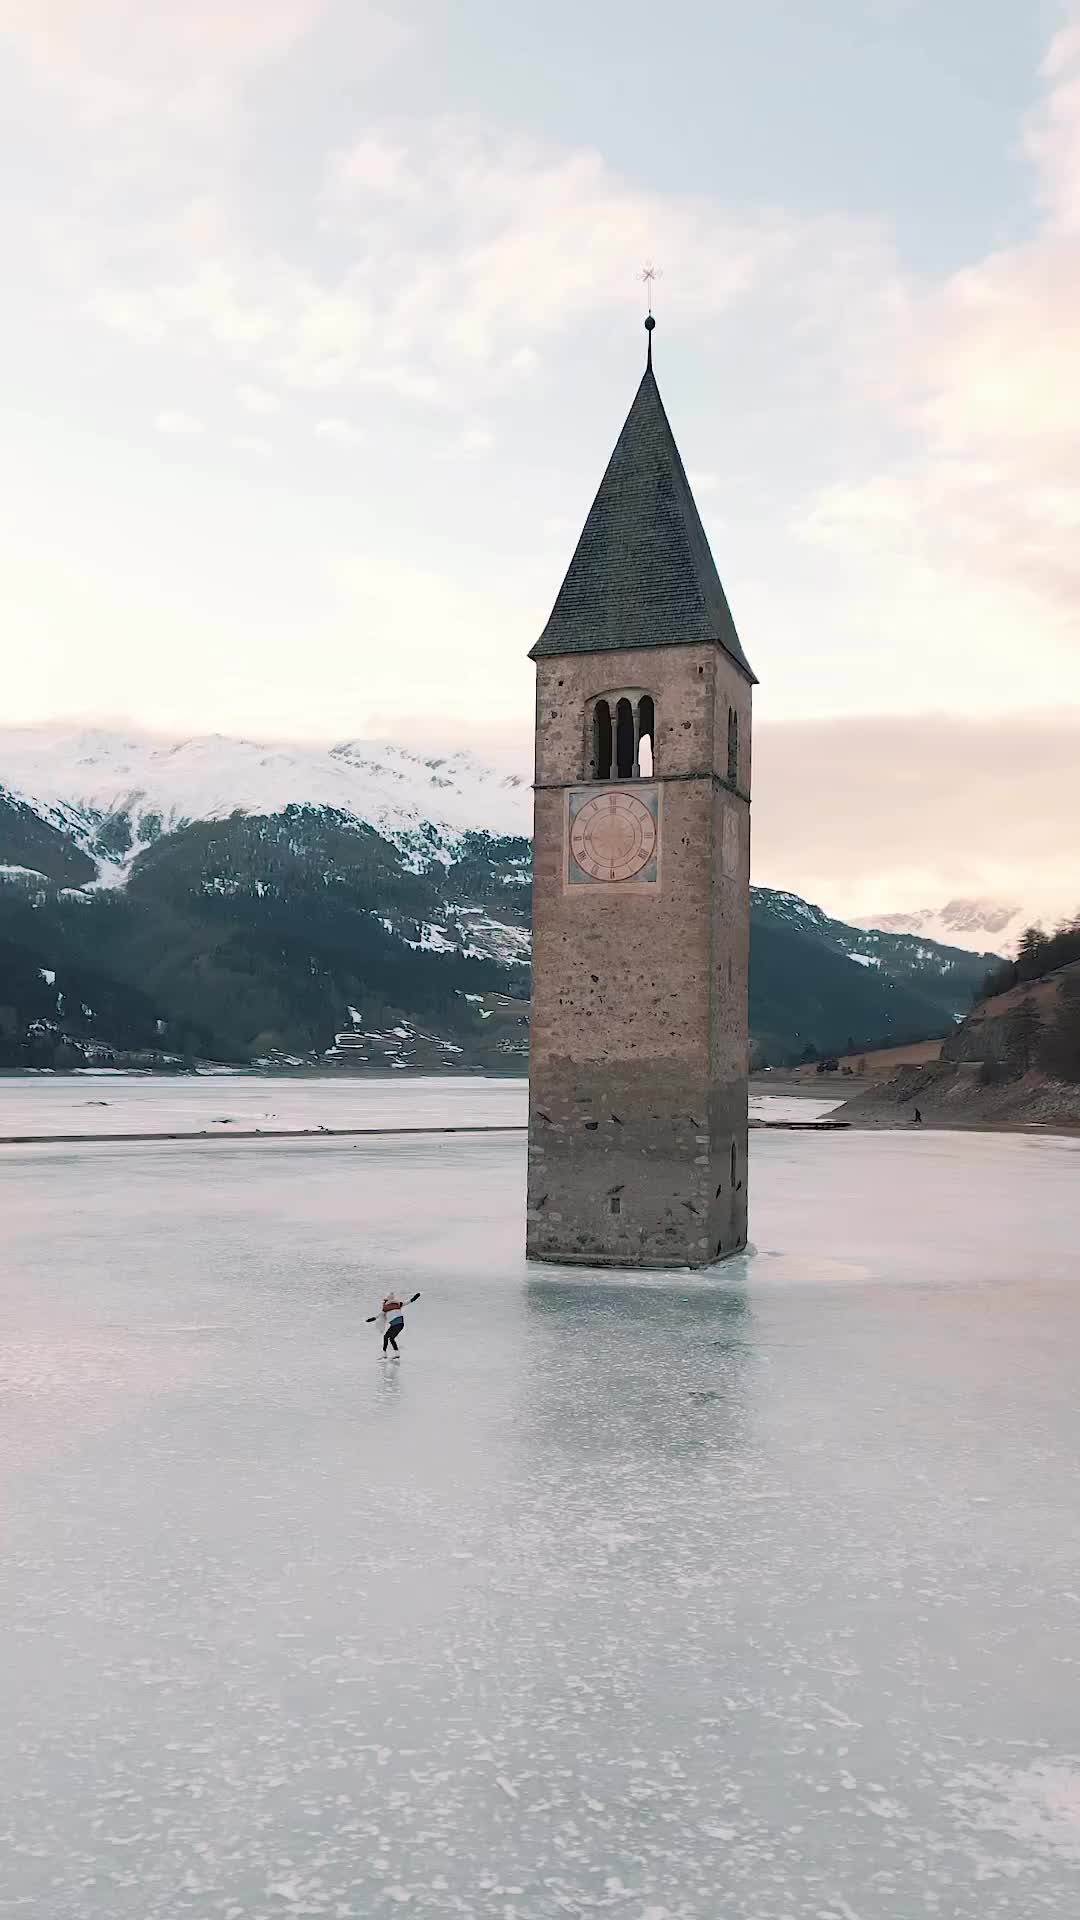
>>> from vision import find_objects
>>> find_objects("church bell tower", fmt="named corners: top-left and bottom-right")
top-left (526, 318), bottom-right (756, 1269)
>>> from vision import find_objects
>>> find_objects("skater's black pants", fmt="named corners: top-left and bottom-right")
top-left (383, 1316), bottom-right (405, 1352)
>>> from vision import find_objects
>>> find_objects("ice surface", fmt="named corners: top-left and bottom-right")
top-left (3, 1087), bottom-right (1080, 1918)
top-left (0, 1077), bottom-right (838, 1139)
top-left (0, 1074), bottom-right (527, 1138)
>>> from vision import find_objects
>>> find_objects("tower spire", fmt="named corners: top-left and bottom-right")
top-left (530, 304), bottom-right (755, 682)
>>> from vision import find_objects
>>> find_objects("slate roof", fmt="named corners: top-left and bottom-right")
top-left (530, 347), bottom-right (756, 682)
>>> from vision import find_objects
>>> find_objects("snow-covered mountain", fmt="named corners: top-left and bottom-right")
top-left (0, 725), bottom-right (533, 867)
top-left (753, 886), bottom-right (998, 977)
top-left (1, 727), bottom-right (995, 1070)
top-left (3, 725), bottom-right (1060, 961)
top-left (851, 899), bottom-right (1073, 959)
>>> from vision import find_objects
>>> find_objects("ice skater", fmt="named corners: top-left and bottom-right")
top-left (367, 1290), bottom-right (421, 1356)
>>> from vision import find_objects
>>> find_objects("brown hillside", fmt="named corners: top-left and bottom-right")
top-left (827, 960), bottom-right (1080, 1136)
top-left (758, 1038), bottom-right (944, 1090)
top-left (945, 959), bottom-right (1080, 1066)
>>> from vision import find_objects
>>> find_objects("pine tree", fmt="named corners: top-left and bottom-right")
top-left (1040, 975), bottom-right (1080, 1084)
top-left (1003, 993), bottom-right (1043, 1076)
top-left (1016, 925), bottom-right (1047, 982)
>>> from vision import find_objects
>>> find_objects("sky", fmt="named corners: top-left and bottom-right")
top-left (1, 0), bottom-right (1078, 923)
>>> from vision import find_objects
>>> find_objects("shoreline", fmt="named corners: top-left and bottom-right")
top-left (820, 1109), bottom-right (1080, 1139)
top-left (751, 1074), bottom-right (1080, 1140)
top-left (3, 1116), bottom-right (853, 1147)
top-left (0, 1066), bottom-right (527, 1082)
top-left (6, 1118), bottom-right (1078, 1148)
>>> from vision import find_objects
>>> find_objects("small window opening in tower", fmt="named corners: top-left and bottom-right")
top-left (730, 1140), bottom-right (738, 1188)
top-left (615, 698), bottom-right (635, 779)
top-left (638, 695), bottom-right (655, 778)
top-left (727, 706), bottom-right (739, 785)
top-left (592, 699), bottom-right (613, 780)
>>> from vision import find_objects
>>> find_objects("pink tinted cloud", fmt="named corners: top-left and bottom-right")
top-left (751, 710), bottom-right (1080, 927)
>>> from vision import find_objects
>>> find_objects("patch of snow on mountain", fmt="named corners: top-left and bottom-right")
top-left (759, 888), bottom-right (821, 927)
top-left (453, 907), bottom-right (531, 967)
top-left (87, 855), bottom-right (133, 892)
top-left (405, 924), bottom-right (457, 954)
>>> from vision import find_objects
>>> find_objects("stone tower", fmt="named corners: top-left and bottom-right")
top-left (526, 321), bottom-right (756, 1269)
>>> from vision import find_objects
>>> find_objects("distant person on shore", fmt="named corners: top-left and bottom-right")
top-left (368, 1290), bottom-right (421, 1356)
top-left (913, 1107), bottom-right (923, 1125)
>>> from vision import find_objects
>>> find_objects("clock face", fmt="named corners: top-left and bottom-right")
top-left (569, 788), bottom-right (659, 884)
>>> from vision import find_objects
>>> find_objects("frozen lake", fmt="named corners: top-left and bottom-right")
top-left (3, 1084), bottom-right (1080, 1918)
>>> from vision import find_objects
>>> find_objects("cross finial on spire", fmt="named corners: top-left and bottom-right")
top-left (640, 262), bottom-right (661, 366)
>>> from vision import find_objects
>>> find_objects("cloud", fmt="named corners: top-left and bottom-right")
top-left (155, 409), bottom-right (203, 436)
top-left (236, 383), bottom-right (280, 415)
top-left (321, 121), bottom-right (834, 372)
top-left (460, 424), bottom-right (495, 455)
top-left (325, 129), bottom-right (418, 201)
top-left (0, 0), bottom-right (333, 131)
top-left (1025, 19), bottom-right (1080, 231)
top-left (93, 259), bottom-right (281, 353)
top-left (315, 417), bottom-right (365, 445)
top-left (751, 710), bottom-right (1080, 928)
top-left (64, 108), bottom-right (882, 414)
top-left (790, 19), bottom-right (1080, 700)
top-left (233, 434), bottom-right (272, 456)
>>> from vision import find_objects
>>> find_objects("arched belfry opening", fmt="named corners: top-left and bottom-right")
top-left (638, 695), bottom-right (655, 777)
top-left (592, 699), bottom-right (613, 780)
top-left (615, 698), bottom-right (635, 779)
top-left (727, 705), bottom-right (739, 786)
